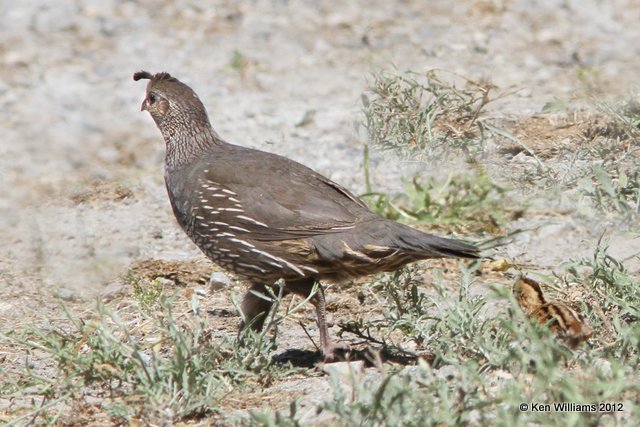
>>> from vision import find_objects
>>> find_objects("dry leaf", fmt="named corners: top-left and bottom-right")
top-left (482, 258), bottom-right (512, 272)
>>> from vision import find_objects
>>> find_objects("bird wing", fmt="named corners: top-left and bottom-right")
top-left (193, 144), bottom-right (371, 241)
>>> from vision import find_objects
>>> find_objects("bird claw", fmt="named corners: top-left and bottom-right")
top-left (322, 342), bottom-right (353, 363)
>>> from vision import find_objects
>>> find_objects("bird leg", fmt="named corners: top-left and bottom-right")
top-left (239, 282), bottom-right (274, 334)
top-left (312, 284), bottom-right (350, 362)
top-left (286, 280), bottom-right (350, 362)
top-left (239, 280), bottom-right (348, 362)
top-left (313, 284), bottom-right (333, 361)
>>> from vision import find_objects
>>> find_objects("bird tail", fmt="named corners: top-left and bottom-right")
top-left (392, 222), bottom-right (480, 259)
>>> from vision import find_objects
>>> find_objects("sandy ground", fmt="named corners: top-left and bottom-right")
top-left (1, 0), bottom-right (640, 424)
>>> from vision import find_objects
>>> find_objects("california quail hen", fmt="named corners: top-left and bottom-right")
top-left (134, 71), bottom-right (479, 361)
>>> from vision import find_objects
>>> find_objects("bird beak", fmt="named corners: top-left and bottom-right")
top-left (141, 98), bottom-right (148, 111)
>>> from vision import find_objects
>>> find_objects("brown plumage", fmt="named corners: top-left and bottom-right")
top-left (134, 71), bottom-right (480, 361)
top-left (513, 276), bottom-right (593, 348)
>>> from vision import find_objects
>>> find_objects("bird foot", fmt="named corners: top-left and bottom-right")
top-left (321, 342), bottom-right (353, 363)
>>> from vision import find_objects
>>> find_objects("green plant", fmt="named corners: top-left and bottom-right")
top-left (2, 286), bottom-right (307, 424)
top-left (594, 96), bottom-right (640, 145)
top-left (230, 49), bottom-right (250, 75)
top-left (562, 239), bottom-right (640, 341)
top-left (128, 272), bottom-right (165, 315)
top-left (340, 264), bottom-right (518, 367)
top-left (362, 69), bottom-right (496, 160)
top-left (248, 400), bottom-right (303, 427)
top-left (578, 165), bottom-right (640, 224)
top-left (325, 252), bottom-right (639, 427)
top-left (361, 170), bottom-right (515, 234)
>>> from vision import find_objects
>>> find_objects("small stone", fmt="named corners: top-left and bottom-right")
top-left (209, 271), bottom-right (231, 291)
top-left (100, 281), bottom-right (125, 301)
top-left (321, 360), bottom-right (365, 379)
top-left (435, 365), bottom-right (461, 381)
top-left (593, 358), bottom-right (612, 377)
top-left (295, 110), bottom-right (315, 127)
top-left (321, 361), bottom-right (367, 398)
top-left (54, 288), bottom-right (77, 302)
top-left (155, 277), bottom-right (174, 288)
top-left (512, 151), bottom-right (537, 165)
top-left (400, 365), bottom-right (427, 380)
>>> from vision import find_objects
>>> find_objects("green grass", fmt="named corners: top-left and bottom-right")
top-left (230, 49), bottom-right (250, 76)
top-left (128, 271), bottom-right (165, 315)
top-left (1, 286), bottom-right (306, 424)
top-left (562, 238), bottom-right (640, 330)
top-left (361, 169), bottom-right (518, 235)
top-left (578, 165), bottom-right (640, 225)
top-left (517, 93), bottom-right (640, 223)
top-left (362, 69), bottom-right (497, 160)
top-left (594, 95), bottom-right (640, 144)
top-left (575, 93), bottom-right (640, 226)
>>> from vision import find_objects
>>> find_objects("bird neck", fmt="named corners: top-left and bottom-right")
top-left (163, 123), bottom-right (222, 169)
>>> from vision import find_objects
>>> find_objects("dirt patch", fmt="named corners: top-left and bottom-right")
top-left (127, 258), bottom-right (217, 287)
top-left (70, 180), bottom-right (136, 205)
top-left (498, 112), bottom-right (608, 158)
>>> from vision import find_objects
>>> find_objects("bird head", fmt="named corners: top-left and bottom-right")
top-left (133, 71), bottom-right (210, 132)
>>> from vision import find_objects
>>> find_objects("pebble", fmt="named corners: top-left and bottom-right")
top-left (593, 358), bottom-right (613, 377)
top-left (434, 364), bottom-right (461, 381)
top-left (54, 288), bottom-right (77, 302)
top-left (321, 360), bottom-right (365, 378)
top-left (321, 361), bottom-right (366, 397)
top-left (209, 271), bottom-right (232, 291)
top-left (100, 281), bottom-right (125, 302)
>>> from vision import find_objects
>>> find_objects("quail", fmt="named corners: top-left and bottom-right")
top-left (134, 71), bottom-right (479, 361)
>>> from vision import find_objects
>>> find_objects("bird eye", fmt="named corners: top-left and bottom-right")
top-left (148, 93), bottom-right (157, 104)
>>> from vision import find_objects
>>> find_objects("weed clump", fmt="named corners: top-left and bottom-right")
top-left (361, 170), bottom-right (517, 234)
top-left (362, 69), bottom-right (495, 160)
top-left (2, 286), bottom-right (304, 424)
top-left (578, 166), bottom-right (640, 225)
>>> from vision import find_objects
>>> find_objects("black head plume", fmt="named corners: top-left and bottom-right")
top-left (133, 70), bottom-right (178, 83)
top-left (133, 70), bottom-right (153, 81)
top-left (133, 71), bottom-right (189, 102)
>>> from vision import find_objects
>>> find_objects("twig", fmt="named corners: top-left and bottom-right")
top-left (298, 320), bottom-right (319, 352)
